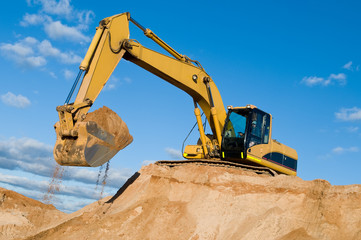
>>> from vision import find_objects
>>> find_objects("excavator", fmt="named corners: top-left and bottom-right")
top-left (54, 12), bottom-right (298, 176)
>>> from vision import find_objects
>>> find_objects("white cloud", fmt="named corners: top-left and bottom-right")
top-left (124, 77), bottom-right (132, 83)
top-left (64, 69), bottom-right (75, 80)
top-left (0, 173), bottom-right (110, 202)
top-left (0, 180), bottom-right (94, 213)
top-left (0, 37), bottom-right (46, 68)
top-left (104, 84), bottom-right (116, 91)
top-left (103, 76), bottom-right (133, 91)
top-left (335, 107), bottom-right (361, 121)
top-left (30, 0), bottom-right (72, 17)
top-left (343, 61), bottom-right (353, 70)
top-left (328, 73), bottom-right (346, 85)
top-left (346, 126), bottom-right (359, 133)
top-left (103, 76), bottom-right (120, 91)
top-left (49, 71), bottom-right (57, 78)
top-left (58, 52), bottom-right (82, 64)
top-left (332, 146), bottom-right (359, 154)
top-left (342, 61), bottom-right (359, 71)
top-left (64, 166), bottom-right (131, 188)
top-left (25, 56), bottom-right (47, 67)
top-left (22, 0), bottom-right (95, 38)
top-left (165, 147), bottom-right (183, 159)
top-left (0, 173), bottom-right (49, 192)
top-left (20, 13), bottom-right (48, 26)
top-left (38, 39), bottom-right (82, 64)
top-left (77, 10), bottom-right (95, 31)
top-left (1, 92), bottom-right (31, 108)
top-left (44, 20), bottom-right (90, 42)
top-left (54, 199), bottom-right (93, 213)
top-left (23, 36), bottom-right (39, 45)
top-left (0, 137), bottom-right (52, 162)
top-left (28, 0), bottom-right (95, 28)
top-left (0, 41), bottom-right (34, 57)
top-left (301, 73), bottom-right (346, 87)
top-left (10, 0), bottom-right (93, 71)
top-left (1, 37), bottom-right (81, 68)
top-left (59, 183), bottom-right (109, 200)
top-left (0, 136), bottom-right (133, 212)
top-left (0, 136), bottom-right (132, 188)
top-left (301, 76), bottom-right (324, 86)
top-left (38, 39), bottom-right (60, 56)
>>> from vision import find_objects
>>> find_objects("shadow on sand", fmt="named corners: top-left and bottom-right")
top-left (106, 172), bottom-right (140, 204)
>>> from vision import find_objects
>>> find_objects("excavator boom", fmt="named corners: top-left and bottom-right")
top-left (54, 13), bottom-right (133, 167)
top-left (54, 12), bottom-right (226, 167)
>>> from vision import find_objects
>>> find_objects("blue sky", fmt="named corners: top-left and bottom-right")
top-left (0, 0), bottom-right (360, 212)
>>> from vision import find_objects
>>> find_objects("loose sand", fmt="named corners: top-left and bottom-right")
top-left (84, 106), bottom-right (133, 150)
top-left (2, 163), bottom-right (361, 239)
top-left (0, 188), bottom-right (66, 240)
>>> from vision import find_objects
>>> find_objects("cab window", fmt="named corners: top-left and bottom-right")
top-left (224, 112), bottom-right (247, 138)
top-left (262, 114), bottom-right (270, 144)
top-left (248, 111), bottom-right (270, 147)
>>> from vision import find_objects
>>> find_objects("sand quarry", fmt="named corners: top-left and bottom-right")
top-left (1, 163), bottom-right (361, 240)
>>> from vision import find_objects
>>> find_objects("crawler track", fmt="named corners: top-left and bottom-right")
top-left (155, 159), bottom-right (278, 176)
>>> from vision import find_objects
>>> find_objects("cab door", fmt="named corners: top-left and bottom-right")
top-left (221, 110), bottom-right (248, 161)
top-left (246, 109), bottom-right (271, 158)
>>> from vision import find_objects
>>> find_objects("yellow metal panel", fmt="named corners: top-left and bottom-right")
top-left (184, 145), bottom-right (204, 159)
top-left (247, 153), bottom-right (296, 176)
top-left (74, 13), bottom-right (130, 116)
top-left (247, 155), bottom-right (261, 163)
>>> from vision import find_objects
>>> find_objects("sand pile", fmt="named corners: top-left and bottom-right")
top-left (0, 187), bottom-right (66, 240)
top-left (17, 163), bottom-right (361, 240)
top-left (84, 106), bottom-right (133, 150)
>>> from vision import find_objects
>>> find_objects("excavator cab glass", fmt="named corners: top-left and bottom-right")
top-left (248, 111), bottom-right (270, 148)
top-left (221, 109), bottom-right (248, 160)
top-left (221, 108), bottom-right (271, 161)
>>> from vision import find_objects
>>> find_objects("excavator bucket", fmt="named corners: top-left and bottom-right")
top-left (54, 106), bottom-right (133, 167)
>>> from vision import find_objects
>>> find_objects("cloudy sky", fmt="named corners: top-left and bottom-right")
top-left (1, 0), bottom-right (361, 212)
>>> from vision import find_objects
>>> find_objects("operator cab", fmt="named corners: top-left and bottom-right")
top-left (221, 105), bottom-right (297, 175)
top-left (221, 105), bottom-right (271, 161)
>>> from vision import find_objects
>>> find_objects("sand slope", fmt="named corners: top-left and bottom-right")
top-left (19, 163), bottom-right (361, 240)
top-left (0, 187), bottom-right (66, 240)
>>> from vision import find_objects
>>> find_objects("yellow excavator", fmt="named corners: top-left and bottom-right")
top-left (54, 13), bottom-right (298, 175)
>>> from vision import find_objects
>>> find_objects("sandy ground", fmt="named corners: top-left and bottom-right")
top-left (0, 187), bottom-right (66, 240)
top-left (2, 163), bottom-right (361, 240)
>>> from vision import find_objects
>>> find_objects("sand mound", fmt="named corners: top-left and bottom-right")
top-left (0, 188), bottom-right (66, 240)
top-left (85, 106), bottom-right (133, 150)
top-left (19, 164), bottom-right (361, 240)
